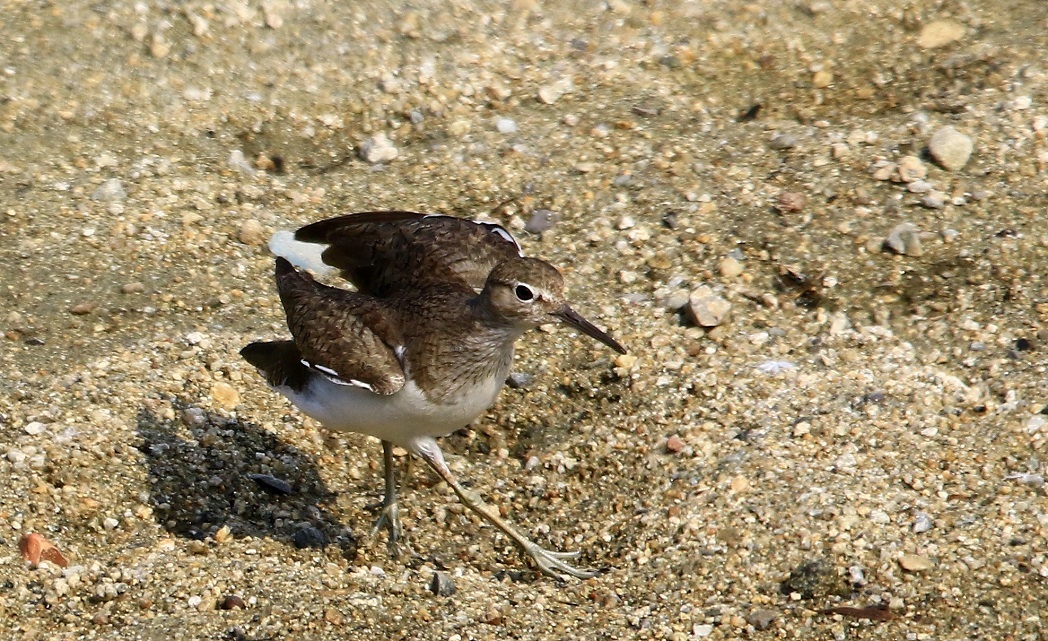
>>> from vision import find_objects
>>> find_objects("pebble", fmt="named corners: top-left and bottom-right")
top-left (884, 222), bottom-right (922, 256)
top-left (746, 609), bottom-right (777, 630)
top-left (495, 117), bottom-right (517, 134)
top-left (918, 20), bottom-right (966, 49)
top-left (928, 126), bottom-right (973, 171)
top-left (238, 219), bottom-right (266, 246)
top-left (906, 180), bottom-right (933, 193)
top-left (69, 302), bottom-right (97, 315)
top-left (537, 79), bottom-right (572, 104)
top-left (103, 517), bottom-right (119, 530)
top-left (430, 571), bottom-right (456, 596)
top-left (665, 434), bottom-right (685, 454)
top-left (898, 554), bottom-right (933, 572)
top-left (921, 191), bottom-right (946, 209)
top-left (686, 286), bottom-right (731, 327)
top-left (524, 209), bottom-right (559, 234)
top-left (662, 289), bottom-right (690, 311)
top-left (769, 133), bottom-right (798, 150)
top-left (248, 473), bottom-right (293, 495)
top-left (24, 421), bottom-right (46, 435)
top-left (182, 407), bottom-right (208, 428)
top-left (91, 178), bottom-right (126, 202)
top-left (506, 372), bottom-right (534, 388)
top-left (774, 191), bottom-right (805, 212)
top-left (121, 282), bottom-right (145, 294)
top-left (228, 150), bottom-right (256, 175)
top-left (359, 133), bottom-right (398, 163)
top-left (913, 512), bottom-right (933, 533)
top-left (292, 526), bottom-right (328, 549)
top-left (221, 595), bottom-right (246, 610)
top-left (896, 155), bottom-right (927, 182)
top-left (210, 382), bottom-right (240, 409)
top-left (870, 161), bottom-right (896, 181)
top-left (719, 256), bottom-right (743, 277)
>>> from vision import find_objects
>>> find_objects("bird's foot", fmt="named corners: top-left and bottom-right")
top-left (368, 499), bottom-right (405, 557)
top-left (519, 540), bottom-right (603, 581)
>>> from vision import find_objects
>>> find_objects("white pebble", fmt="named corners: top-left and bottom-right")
top-left (495, 117), bottom-right (517, 134)
top-left (928, 126), bottom-right (973, 171)
top-left (359, 133), bottom-right (398, 163)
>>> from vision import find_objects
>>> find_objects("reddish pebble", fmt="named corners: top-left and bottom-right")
top-left (19, 532), bottom-right (69, 567)
top-left (665, 434), bottom-right (685, 453)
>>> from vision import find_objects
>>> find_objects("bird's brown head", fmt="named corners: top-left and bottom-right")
top-left (484, 257), bottom-right (626, 354)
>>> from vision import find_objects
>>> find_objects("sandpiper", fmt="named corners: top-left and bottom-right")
top-left (241, 211), bottom-right (626, 580)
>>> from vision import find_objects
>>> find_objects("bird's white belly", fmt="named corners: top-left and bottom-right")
top-left (273, 375), bottom-right (504, 448)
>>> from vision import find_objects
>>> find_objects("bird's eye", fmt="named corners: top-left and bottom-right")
top-left (514, 284), bottom-right (535, 302)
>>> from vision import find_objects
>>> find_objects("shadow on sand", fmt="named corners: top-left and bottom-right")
top-left (135, 401), bottom-right (357, 561)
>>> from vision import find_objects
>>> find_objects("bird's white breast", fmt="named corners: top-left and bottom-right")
top-left (272, 372), bottom-right (505, 449)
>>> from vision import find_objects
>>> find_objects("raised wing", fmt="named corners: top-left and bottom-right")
top-left (274, 257), bottom-right (406, 395)
top-left (293, 211), bottom-right (523, 296)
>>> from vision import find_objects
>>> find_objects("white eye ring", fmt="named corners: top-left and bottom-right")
top-left (514, 283), bottom-right (535, 302)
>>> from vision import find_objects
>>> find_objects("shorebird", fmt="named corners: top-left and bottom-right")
top-left (241, 211), bottom-right (626, 580)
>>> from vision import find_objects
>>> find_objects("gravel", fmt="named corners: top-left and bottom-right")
top-left (2, 1), bottom-right (1047, 640)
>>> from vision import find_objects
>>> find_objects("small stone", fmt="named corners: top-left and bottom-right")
top-left (906, 180), bottom-right (933, 193)
top-left (524, 209), bottom-right (559, 234)
top-left (686, 286), bottom-right (731, 327)
top-left (210, 382), bottom-right (240, 409)
top-left (506, 372), bottom-right (534, 389)
top-left (323, 608), bottom-right (344, 625)
top-left (746, 609), bottom-right (777, 631)
top-left (292, 525), bottom-right (328, 549)
top-left (537, 79), bottom-right (572, 104)
top-left (430, 571), bottom-right (456, 596)
top-left (769, 133), bottom-right (798, 150)
top-left (884, 222), bottom-right (922, 256)
top-left (495, 117), bottom-right (517, 134)
top-left (121, 282), bottom-right (145, 294)
top-left (614, 353), bottom-right (637, 369)
top-left (24, 421), bottom-right (46, 435)
top-left (103, 517), bottom-right (119, 530)
top-left (91, 178), bottom-right (126, 202)
top-left (719, 256), bottom-right (743, 277)
top-left (692, 624), bottom-right (714, 638)
top-left (247, 473), bottom-right (293, 495)
top-left (228, 150), bottom-right (256, 175)
top-left (665, 434), bottom-right (685, 454)
top-left (238, 219), bottom-right (266, 246)
top-left (69, 302), bottom-right (97, 315)
top-left (359, 133), bottom-right (398, 163)
top-left (921, 191), bottom-right (946, 209)
top-left (221, 595), bottom-right (246, 610)
top-left (918, 20), bottom-right (966, 49)
top-left (182, 407), bottom-right (208, 428)
top-left (928, 126), bottom-right (973, 171)
top-left (662, 290), bottom-right (690, 311)
top-left (896, 155), bottom-right (927, 182)
top-left (913, 512), bottom-right (933, 534)
top-left (870, 162), bottom-right (896, 181)
top-left (214, 525), bottom-right (233, 543)
top-left (898, 554), bottom-right (933, 572)
top-left (774, 191), bottom-right (805, 212)
top-left (19, 533), bottom-right (69, 567)
top-left (812, 70), bottom-right (832, 88)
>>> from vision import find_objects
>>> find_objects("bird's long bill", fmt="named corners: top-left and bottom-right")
top-left (554, 306), bottom-right (627, 354)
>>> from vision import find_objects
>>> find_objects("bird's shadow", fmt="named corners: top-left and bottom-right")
top-left (135, 401), bottom-right (357, 560)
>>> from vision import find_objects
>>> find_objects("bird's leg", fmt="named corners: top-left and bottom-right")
top-left (370, 440), bottom-right (403, 556)
top-left (412, 438), bottom-right (599, 581)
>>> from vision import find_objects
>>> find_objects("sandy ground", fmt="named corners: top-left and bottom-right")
top-left (2, 1), bottom-right (1047, 639)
